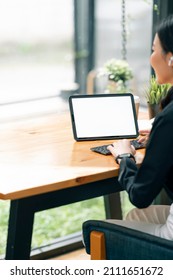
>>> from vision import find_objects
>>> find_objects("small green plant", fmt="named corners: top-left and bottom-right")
top-left (98, 58), bottom-right (133, 93)
top-left (103, 59), bottom-right (133, 83)
top-left (145, 76), bottom-right (171, 105)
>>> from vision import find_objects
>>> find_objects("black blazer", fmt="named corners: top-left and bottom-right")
top-left (118, 101), bottom-right (173, 208)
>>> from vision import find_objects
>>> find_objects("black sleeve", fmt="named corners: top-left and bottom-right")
top-left (118, 112), bottom-right (173, 208)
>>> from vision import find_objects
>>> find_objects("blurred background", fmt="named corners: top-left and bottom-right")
top-left (0, 0), bottom-right (153, 120)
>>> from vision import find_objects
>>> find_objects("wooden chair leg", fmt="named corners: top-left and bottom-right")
top-left (86, 70), bottom-right (96, 94)
top-left (90, 231), bottom-right (106, 260)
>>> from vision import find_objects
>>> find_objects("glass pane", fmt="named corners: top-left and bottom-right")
top-left (32, 198), bottom-right (105, 250)
top-left (0, 0), bottom-right (74, 104)
top-left (95, 0), bottom-right (153, 106)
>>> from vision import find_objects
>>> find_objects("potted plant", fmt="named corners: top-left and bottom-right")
top-left (145, 76), bottom-right (171, 119)
top-left (97, 58), bottom-right (142, 116)
top-left (99, 58), bottom-right (133, 93)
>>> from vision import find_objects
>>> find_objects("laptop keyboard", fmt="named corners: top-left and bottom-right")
top-left (90, 145), bottom-right (112, 155)
top-left (130, 140), bottom-right (146, 149)
top-left (90, 140), bottom-right (146, 155)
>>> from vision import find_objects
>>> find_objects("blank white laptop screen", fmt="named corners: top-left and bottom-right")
top-left (69, 94), bottom-right (139, 141)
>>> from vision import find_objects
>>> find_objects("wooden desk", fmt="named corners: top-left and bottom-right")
top-left (0, 112), bottom-right (145, 259)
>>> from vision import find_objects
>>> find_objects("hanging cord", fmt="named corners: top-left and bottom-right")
top-left (121, 0), bottom-right (127, 60)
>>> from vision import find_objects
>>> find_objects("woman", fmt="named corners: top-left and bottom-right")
top-left (107, 15), bottom-right (173, 240)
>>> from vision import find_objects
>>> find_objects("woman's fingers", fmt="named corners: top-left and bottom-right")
top-left (107, 140), bottom-right (136, 157)
top-left (139, 129), bottom-right (150, 135)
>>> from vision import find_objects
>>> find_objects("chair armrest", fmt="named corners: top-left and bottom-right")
top-left (83, 220), bottom-right (173, 260)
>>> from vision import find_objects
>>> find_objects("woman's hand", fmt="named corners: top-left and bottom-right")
top-left (138, 129), bottom-right (150, 145)
top-left (107, 139), bottom-right (136, 158)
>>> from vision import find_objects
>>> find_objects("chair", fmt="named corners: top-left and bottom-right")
top-left (82, 220), bottom-right (173, 260)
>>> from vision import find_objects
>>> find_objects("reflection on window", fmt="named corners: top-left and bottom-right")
top-left (0, 0), bottom-right (74, 105)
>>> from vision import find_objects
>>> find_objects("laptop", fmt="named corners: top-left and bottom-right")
top-left (69, 93), bottom-right (139, 141)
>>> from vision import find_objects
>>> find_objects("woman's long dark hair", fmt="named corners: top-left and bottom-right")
top-left (157, 15), bottom-right (173, 109)
top-left (160, 86), bottom-right (173, 109)
top-left (157, 15), bottom-right (173, 54)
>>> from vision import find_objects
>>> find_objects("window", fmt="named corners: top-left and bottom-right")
top-left (0, 0), bottom-right (74, 119)
top-left (95, 0), bottom-right (153, 106)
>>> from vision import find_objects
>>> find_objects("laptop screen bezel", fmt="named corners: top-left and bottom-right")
top-left (69, 93), bottom-right (139, 141)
